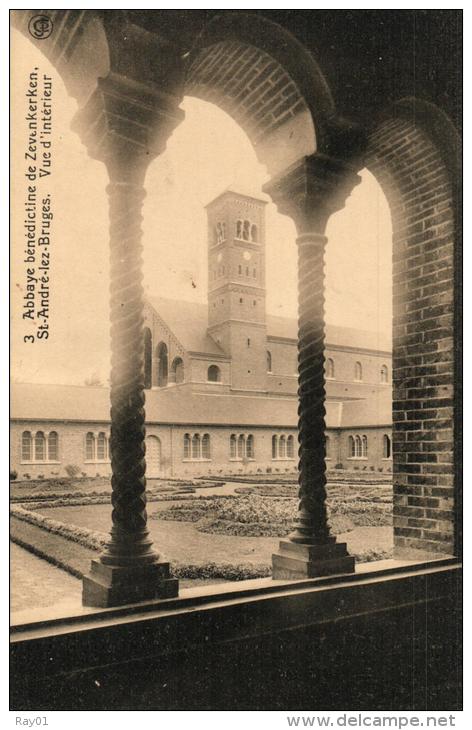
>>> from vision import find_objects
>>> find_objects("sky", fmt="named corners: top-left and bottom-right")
top-left (11, 30), bottom-right (392, 386)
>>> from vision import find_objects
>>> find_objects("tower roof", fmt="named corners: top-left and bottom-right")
top-left (205, 188), bottom-right (269, 209)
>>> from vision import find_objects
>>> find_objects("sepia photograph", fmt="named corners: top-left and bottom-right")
top-left (9, 7), bottom-right (462, 715)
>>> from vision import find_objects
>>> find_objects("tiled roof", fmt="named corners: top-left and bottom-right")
top-left (147, 297), bottom-right (392, 354)
top-left (267, 314), bottom-right (391, 352)
top-left (11, 382), bottom-right (391, 428)
top-left (146, 297), bottom-right (225, 356)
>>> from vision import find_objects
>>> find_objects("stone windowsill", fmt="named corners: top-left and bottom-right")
top-left (20, 460), bottom-right (61, 465)
top-left (182, 458), bottom-right (212, 463)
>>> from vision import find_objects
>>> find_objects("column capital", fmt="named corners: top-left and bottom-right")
top-left (263, 153), bottom-right (361, 235)
top-left (72, 71), bottom-right (184, 183)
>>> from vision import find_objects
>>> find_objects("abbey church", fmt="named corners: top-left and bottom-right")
top-left (11, 191), bottom-right (392, 479)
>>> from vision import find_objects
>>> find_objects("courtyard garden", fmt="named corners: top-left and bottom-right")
top-left (10, 471), bottom-right (393, 606)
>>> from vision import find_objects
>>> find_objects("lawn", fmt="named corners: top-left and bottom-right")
top-left (36, 482), bottom-right (393, 570)
top-left (12, 475), bottom-right (394, 586)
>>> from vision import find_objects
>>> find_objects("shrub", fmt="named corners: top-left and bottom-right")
top-left (151, 493), bottom-right (362, 537)
top-left (10, 470), bottom-right (18, 481)
top-left (334, 463), bottom-right (344, 470)
top-left (65, 464), bottom-right (81, 478)
top-left (172, 561), bottom-right (271, 581)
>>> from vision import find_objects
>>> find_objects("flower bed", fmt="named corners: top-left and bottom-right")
top-left (151, 487), bottom-right (392, 538)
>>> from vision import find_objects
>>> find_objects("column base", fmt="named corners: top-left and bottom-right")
top-left (82, 558), bottom-right (179, 608)
top-left (272, 539), bottom-right (355, 580)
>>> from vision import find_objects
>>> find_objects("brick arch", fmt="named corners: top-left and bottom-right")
top-left (183, 13), bottom-right (331, 176)
top-left (186, 40), bottom-right (312, 147)
top-left (366, 106), bottom-right (459, 560)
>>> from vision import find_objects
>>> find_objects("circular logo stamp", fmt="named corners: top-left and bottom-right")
top-left (28, 14), bottom-right (53, 40)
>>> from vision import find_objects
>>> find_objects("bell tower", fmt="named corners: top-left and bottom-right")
top-left (206, 190), bottom-right (268, 392)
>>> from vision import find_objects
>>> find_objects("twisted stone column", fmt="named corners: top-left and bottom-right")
top-left (82, 177), bottom-right (178, 606)
top-left (292, 232), bottom-right (332, 545)
top-left (73, 72), bottom-right (185, 607)
top-left (264, 153), bottom-right (361, 579)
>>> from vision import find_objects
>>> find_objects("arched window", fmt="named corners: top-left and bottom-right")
top-left (207, 364), bottom-right (221, 382)
top-left (97, 432), bottom-right (107, 461)
top-left (243, 220), bottom-right (250, 241)
top-left (236, 220), bottom-right (243, 239)
top-left (326, 358), bottom-right (335, 379)
top-left (21, 431), bottom-right (32, 461)
top-left (48, 431), bottom-right (58, 461)
top-left (171, 357), bottom-right (184, 384)
top-left (183, 433), bottom-right (191, 459)
top-left (237, 434), bottom-right (245, 458)
top-left (230, 434), bottom-right (237, 459)
top-left (86, 432), bottom-right (95, 461)
top-left (355, 361), bottom-right (363, 381)
top-left (216, 222), bottom-right (226, 244)
top-left (202, 434), bottom-right (211, 460)
top-left (238, 264), bottom-right (242, 275)
top-left (380, 364), bottom-right (389, 383)
top-left (34, 431), bottom-right (46, 461)
top-left (355, 435), bottom-right (362, 458)
top-left (325, 435), bottom-right (330, 460)
top-left (383, 434), bottom-right (391, 459)
top-left (362, 435), bottom-right (368, 458)
top-left (266, 350), bottom-right (272, 372)
top-left (191, 434), bottom-right (201, 460)
top-left (246, 434), bottom-right (254, 459)
top-left (251, 224), bottom-right (258, 242)
top-left (143, 327), bottom-right (152, 389)
top-left (287, 435), bottom-right (295, 459)
top-left (156, 342), bottom-right (168, 387)
top-left (349, 436), bottom-right (355, 458)
top-left (279, 435), bottom-right (286, 459)
top-left (272, 435), bottom-right (278, 459)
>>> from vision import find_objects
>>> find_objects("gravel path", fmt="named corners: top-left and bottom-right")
top-left (10, 542), bottom-right (81, 614)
